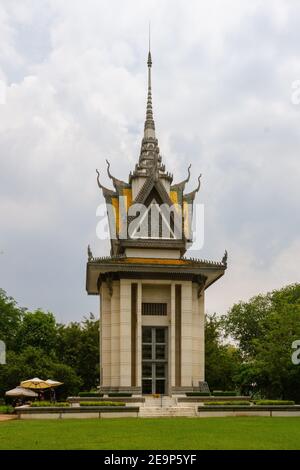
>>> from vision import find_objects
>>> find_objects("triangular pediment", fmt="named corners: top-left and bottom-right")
top-left (133, 175), bottom-right (173, 207)
top-left (129, 195), bottom-right (177, 240)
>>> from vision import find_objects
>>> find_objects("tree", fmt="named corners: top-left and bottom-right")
top-left (0, 347), bottom-right (82, 399)
top-left (223, 294), bottom-right (272, 358)
top-left (14, 310), bottom-right (58, 355)
top-left (56, 314), bottom-right (99, 391)
top-left (0, 289), bottom-right (24, 350)
top-left (223, 284), bottom-right (300, 400)
top-left (205, 314), bottom-right (242, 391)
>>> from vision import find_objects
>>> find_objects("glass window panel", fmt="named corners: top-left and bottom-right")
top-left (142, 344), bottom-right (152, 360)
top-left (156, 363), bottom-right (166, 378)
top-left (155, 380), bottom-right (165, 394)
top-left (142, 380), bottom-right (152, 394)
top-left (155, 328), bottom-right (166, 343)
top-left (142, 327), bottom-right (152, 343)
top-left (156, 345), bottom-right (166, 360)
top-left (142, 363), bottom-right (152, 378)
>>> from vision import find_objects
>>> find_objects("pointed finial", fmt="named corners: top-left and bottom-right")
top-left (144, 26), bottom-right (155, 139)
top-left (148, 22), bottom-right (152, 67)
top-left (88, 245), bottom-right (93, 262)
top-left (222, 250), bottom-right (228, 267)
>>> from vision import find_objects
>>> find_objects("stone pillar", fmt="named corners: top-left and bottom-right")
top-left (119, 279), bottom-right (132, 387)
top-left (192, 283), bottom-right (202, 386)
top-left (199, 291), bottom-right (205, 381)
top-left (100, 283), bottom-right (111, 387)
top-left (110, 280), bottom-right (120, 387)
top-left (181, 281), bottom-right (193, 387)
top-left (170, 282), bottom-right (176, 389)
top-left (136, 281), bottom-right (142, 387)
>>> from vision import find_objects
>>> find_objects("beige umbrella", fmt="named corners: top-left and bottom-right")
top-left (5, 386), bottom-right (38, 398)
top-left (20, 377), bottom-right (51, 389)
top-left (45, 379), bottom-right (63, 387)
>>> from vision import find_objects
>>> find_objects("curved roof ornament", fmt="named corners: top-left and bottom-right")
top-left (171, 164), bottom-right (191, 191)
top-left (195, 173), bottom-right (202, 193)
top-left (106, 159), bottom-right (128, 190)
top-left (96, 169), bottom-right (115, 196)
top-left (222, 249), bottom-right (228, 267)
top-left (183, 174), bottom-right (202, 201)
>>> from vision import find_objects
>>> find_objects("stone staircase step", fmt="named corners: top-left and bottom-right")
top-left (139, 406), bottom-right (197, 417)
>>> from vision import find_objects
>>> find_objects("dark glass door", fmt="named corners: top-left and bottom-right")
top-left (142, 327), bottom-right (168, 394)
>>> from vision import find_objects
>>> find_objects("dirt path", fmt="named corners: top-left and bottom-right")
top-left (0, 415), bottom-right (16, 422)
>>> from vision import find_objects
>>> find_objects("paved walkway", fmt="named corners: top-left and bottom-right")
top-left (0, 414), bottom-right (16, 422)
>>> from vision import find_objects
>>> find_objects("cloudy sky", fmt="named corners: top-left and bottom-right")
top-left (0, 0), bottom-right (299, 323)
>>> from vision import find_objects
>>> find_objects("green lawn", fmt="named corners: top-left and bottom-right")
top-left (0, 417), bottom-right (300, 450)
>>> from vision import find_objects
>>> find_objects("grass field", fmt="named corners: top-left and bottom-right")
top-left (0, 417), bottom-right (300, 450)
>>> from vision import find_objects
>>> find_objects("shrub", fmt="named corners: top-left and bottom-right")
top-left (78, 392), bottom-right (103, 397)
top-left (254, 400), bottom-right (295, 406)
top-left (79, 401), bottom-right (125, 407)
top-left (204, 401), bottom-right (251, 406)
top-left (213, 391), bottom-right (237, 396)
top-left (108, 393), bottom-right (132, 397)
top-left (0, 405), bottom-right (14, 414)
top-left (30, 401), bottom-right (69, 407)
top-left (186, 392), bottom-right (211, 397)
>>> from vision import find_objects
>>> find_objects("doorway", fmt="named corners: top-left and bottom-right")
top-left (142, 326), bottom-right (168, 395)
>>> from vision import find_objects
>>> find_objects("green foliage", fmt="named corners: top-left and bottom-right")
top-left (0, 290), bottom-right (99, 399)
top-left (79, 401), bottom-right (125, 407)
top-left (254, 400), bottom-right (295, 406)
top-left (0, 289), bottom-right (24, 349)
top-left (78, 392), bottom-right (103, 397)
top-left (205, 314), bottom-right (242, 391)
top-left (223, 284), bottom-right (300, 401)
top-left (0, 405), bottom-right (14, 414)
top-left (204, 401), bottom-right (251, 406)
top-left (213, 391), bottom-right (237, 396)
top-left (14, 310), bottom-right (58, 354)
top-left (223, 294), bottom-right (272, 357)
top-left (56, 315), bottom-right (99, 391)
top-left (186, 392), bottom-right (211, 396)
top-left (30, 401), bottom-right (69, 407)
top-left (0, 347), bottom-right (82, 399)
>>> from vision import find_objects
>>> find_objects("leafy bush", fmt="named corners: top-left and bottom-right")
top-left (213, 391), bottom-right (237, 396)
top-left (0, 405), bottom-right (14, 414)
top-left (79, 401), bottom-right (125, 407)
top-left (78, 392), bottom-right (103, 397)
top-left (254, 400), bottom-right (295, 406)
top-left (186, 392), bottom-right (211, 397)
top-left (204, 401), bottom-right (251, 406)
top-left (30, 401), bottom-right (69, 407)
top-left (108, 393), bottom-right (132, 397)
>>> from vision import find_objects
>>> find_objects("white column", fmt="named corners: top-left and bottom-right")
top-left (181, 281), bottom-right (193, 387)
top-left (170, 282), bottom-right (176, 389)
top-left (99, 292), bottom-right (102, 386)
top-left (136, 281), bottom-right (142, 387)
top-left (101, 284), bottom-right (111, 387)
top-left (199, 292), bottom-right (205, 381)
top-left (110, 280), bottom-right (120, 387)
top-left (119, 279), bottom-right (132, 387)
top-left (192, 283), bottom-right (202, 386)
